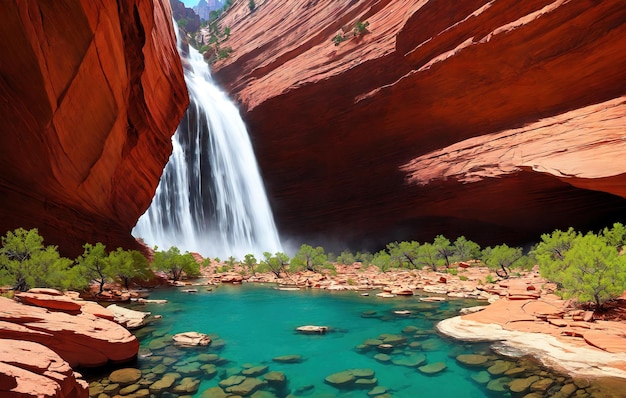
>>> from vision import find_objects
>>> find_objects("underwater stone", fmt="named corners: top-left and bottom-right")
top-left (471, 371), bottom-right (491, 384)
top-left (487, 360), bottom-right (513, 376)
top-left (272, 354), bottom-right (303, 363)
top-left (391, 354), bottom-right (426, 367)
top-left (200, 386), bottom-right (229, 398)
top-left (242, 365), bottom-right (269, 377)
top-left (509, 376), bottom-right (540, 394)
top-left (219, 375), bottom-right (246, 388)
top-left (486, 377), bottom-right (511, 393)
top-left (173, 377), bottom-right (201, 394)
top-left (374, 353), bottom-right (391, 363)
top-left (225, 377), bottom-right (266, 395)
top-left (263, 371), bottom-right (287, 387)
top-left (418, 362), bottom-right (447, 375)
top-left (109, 368), bottom-right (142, 385)
top-left (368, 386), bottom-right (388, 396)
top-left (456, 354), bottom-right (489, 367)
top-left (324, 371), bottom-right (355, 388)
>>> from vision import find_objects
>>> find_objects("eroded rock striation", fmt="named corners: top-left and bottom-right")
top-left (0, 0), bottom-right (188, 257)
top-left (212, 0), bottom-right (626, 249)
top-left (0, 339), bottom-right (88, 398)
top-left (0, 296), bottom-right (139, 368)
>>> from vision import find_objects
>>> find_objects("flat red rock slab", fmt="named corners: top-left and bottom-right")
top-left (583, 330), bottom-right (626, 353)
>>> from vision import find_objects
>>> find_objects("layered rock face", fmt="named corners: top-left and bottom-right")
top-left (0, 339), bottom-right (88, 398)
top-left (212, 0), bottom-right (626, 249)
top-left (0, 1), bottom-right (188, 257)
top-left (0, 296), bottom-right (139, 368)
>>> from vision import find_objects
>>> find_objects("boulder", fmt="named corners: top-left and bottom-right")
top-left (15, 292), bottom-right (82, 312)
top-left (172, 332), bottom-right (211, 347)
top-left (109, 368), bottom-right (142, 385)
top-left (0, 339), bottom-right (88, 398)
top-left (107, 304), bottom-right (151, 329)
top-left (0, 297), bottom-right (139, 367)
top-left (295, 325), bottom-right (328, 334)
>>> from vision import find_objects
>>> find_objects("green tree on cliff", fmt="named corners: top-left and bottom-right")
top-left (0, 228), bottom-right (73, 291)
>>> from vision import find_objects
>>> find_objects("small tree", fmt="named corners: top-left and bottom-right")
top-left (75, 243), bottom-right (110, 294)
top-left (260, 252), bottom-right (290, 278)
top-left (600, 222), bottom-right (626, 252)
top-left (452, 236), bottom-right (481, 262)
top-left (0, 228), bottom-right (73, 291)
top-left (243, 253), bottom-right (257, 274)
top-left (107, 248), bottom-right (151, 289)
top-left (372, 250), bottom-right (391, 272)
top-left (152, 247), bottom-right (200, 281)
top-left (387, 241), bottom-right (420, 269)
top-left (416, 243), bottom-right (440, 271)
top-left (533, 227), bottom-right (580, 281)
top-left (481, 244), bottom-right (523, 278)
top-left (248, 0), bottom-right (256, 12)
top-left (558, 233), bottom-right (626, 310)
top-left (433, 235), bottom-right (454, 268)
top-left (292, 244), bottom-right (327, 272)
top-left (336, 249), bottom-right (355, 266)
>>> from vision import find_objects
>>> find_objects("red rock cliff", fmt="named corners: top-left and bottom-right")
top-left (211, 0), bottom-right (626, 249)
top-left (0, 0), bottom-right (188, 257)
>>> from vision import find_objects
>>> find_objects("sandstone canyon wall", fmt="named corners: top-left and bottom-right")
top-left (0, 0), bottom-right (188, 257)
top-left (211, 0), bottom-right (626, 250)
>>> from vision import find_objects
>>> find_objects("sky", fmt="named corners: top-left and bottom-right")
top-left (180, 0), bottom-right (198, 6)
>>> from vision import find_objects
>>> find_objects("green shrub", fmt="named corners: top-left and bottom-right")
top-left (459, 275), bottom-right (468, 281)
top-left (332, 34), bottom-right (346, 46)
top-left (354, 20), bottom-right (369, 36)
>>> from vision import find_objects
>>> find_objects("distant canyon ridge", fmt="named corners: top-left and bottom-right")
top-left (1, 0), bottom-right (625, 257)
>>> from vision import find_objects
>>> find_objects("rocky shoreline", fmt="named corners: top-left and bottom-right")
top-left (3, 262), bottom-right (626, 397)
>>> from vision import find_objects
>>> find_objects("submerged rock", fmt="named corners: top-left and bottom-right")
top-left (418, 362), bottom-right (447, 375)
top-left (272, 354), bottom-right (303, 363)
top-left (456, 354), bottom-right (489, 367)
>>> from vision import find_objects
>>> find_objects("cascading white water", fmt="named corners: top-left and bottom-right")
top-left (133, 26), bottom-right (282, 259)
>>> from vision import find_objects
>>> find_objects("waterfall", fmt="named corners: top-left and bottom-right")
top-left (133, 27), bottom-right (282, 260)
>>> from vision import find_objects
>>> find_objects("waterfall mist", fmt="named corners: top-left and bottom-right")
top-left (133, 27), bottom-right (282, 259)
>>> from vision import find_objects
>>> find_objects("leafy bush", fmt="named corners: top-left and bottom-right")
top-left (354, 20), bottom-right (369, 36)
top-left (535, 228), bottom-right (626, 309)
top-left (292, 244), bottom-right (327, 272)
top-left (332, 34), bottom-right (346, 46)
top-left (0, 228), bottom-right (73, 291)
top-left (481, 244), bottom-right (523, 278)
top-left (152, 246), bottom-right (200, 281)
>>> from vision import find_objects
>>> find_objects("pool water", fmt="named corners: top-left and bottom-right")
top-left (94, 283), bottom-right (619, 398)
